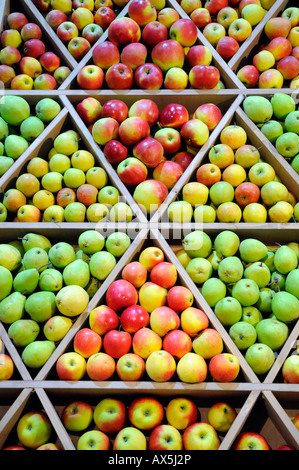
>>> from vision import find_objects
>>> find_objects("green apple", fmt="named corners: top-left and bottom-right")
top-left (260, 120), bottom-right (284, 143)
top-left (63, 259), bottom-right (90, 288)
top-left (17, 411), bottom-right (52, 449)
top-left (78, 230), bottom-right (105, 255)
top-left (294, 202), bottom-right (299, 221)
top-left (274, 245), bottom-right (298, 274)
top-left (22, 340), bottom-right (56, 368)
top-left (186, 257), bottom-right (213, 284)
top-left (63, 167), bottom-right (86, 188)
top-left (0, 292), bottom-right (26, 324)
top-left (43, 315), bottom-right (73, 342)
top-left (256, 318), bottom-right (288, 350)
top-left (0, 156), bottom-right (14, 176)
top-left (109, 202), bottom-right (133, 222)
top-left (245, 342), bottom-right (275, 375)
top-left (56, 285), bottom-right (90, 317)
top-left (271, 93), bottom-right (296, 120)
top-left (0, 265), bottom-right (13, 301)
top-left (271, 291), bottom-right (299, 323)
top-left (276, 132), bottom-right (299, 158)
top-left (49, 242), bottom-right (76, 268)
top-left (232, 278), bottom-right (260, 307)
top-left (242, 306), bottom-right (263, 326)
top-left (49, 153), bottom-right (71, 174)
top-left (35, 98), bottom-right (61, 122)
top-left (20, 116), bottom-right (45, 142)
top-left (201, 277), bottom-right (227, 307)
top-left (4, 135), bottom-right (29, 159)
top-left (105, 232), bottom-right (131, 257)
top-left (71, 150), bottom-right (95, 173)
top-left (39, 268), bottom-right (63, 292)
top-left (8, 319), bottom-right (40, 347)
top-left (285, 269), bottom-right (299, 298)
top-left (285, 111), bottom-right (299, 134)
top-left (214, 296), bottom-right (243, 326)
top-left (25, 291), bottom-right (57, 322)
top-left (113, 427), bottom-right (147, 450)
top-left (41, 171), bottom-right (64, 193)
top-left (207, 402), bottom-right (237, 433)
top-left (0, 95), bottom-right (30, 126)
top-left (243, 96), bottom-right (273, 124)
top-left (77, 430), bottom-right (110, 450)
top-left (239, 238), bottom-right (268, 263)
top-left (54, 130), bottom-right (80, 155)
top-left (89, 251), bottom-right (117, 280)
top-left (209, 181), bottom-right (234, 206)
top-left (218, 256), bottom-right (244, 284)
top-left (167, 201), bottom-right (193, 223)
top-left (214, 230), bottom-right (240, 258)
top-left (64, 202), bottom-right (86, 222)
top-left (98, 186), bottom-right (119, 206)
top-left (182, 231), bottom-right (212, 258)
top-left (229, 321), bottom-right (257, 350)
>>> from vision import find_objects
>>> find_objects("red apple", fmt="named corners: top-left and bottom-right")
top-left (276, 445), bottom-right (295, 450)
top-left (77, 65), bottom-right (105, 89)
top-left (162, 329), bottom-right (192, 359)
top-left (172, 151), bottom-right (193, 170)
top-left (118, 116), bottom-right (150, 146)
top-left (169, 18), bottom-right (198, 47)
top-left (57, 21), bottom-right (79, 42)
top-left (153, 160), bottom-right (183, 190)
top-left (74, 328), bottom-right (102, 358)
top-left (193, 103), bottom-right (222, 131)
top-left (34, 73), bottom-right (57, 90)
top-left (46, 10), bottom-right (68, 29)
top-left (92, 41), bottom-right (120, 69)
top-left (0, 64), bottom-right (16, 87)
top-left (150, 306), bottom-right (180, 336)
top-left (105, 63), bottom-right (134, 89)
top-left (19, 57), bottom-right (41, 79)
top-left (216, 36), bottom-right (239, 60)
top-left (122, 261), bottom-right (148, 289)
top-left (266, 37), bottom-right (292, 61)
top-left (7, 12), bottom-right (28, 31)
top-left (133, 136), bottom-right (164, 168)
top-left (76, 97), bottom-right (102, 126)
top-left (187, 45), bottom-right (213, 67)
top-left (117, 157), bottom-right (148, 185)
top-left (264, 17), bottom-right (292, 40)
top-left (189, 65), bottom-right (220, 89)
top-left (142, 21), bottom-right (168, 47)
top-left (154, 128), bottom-right (181, 155)
top-left (190, 8), bottom-right (212, 28)
top-left (56, 188), bottom-right (77, 207)
top-left (159, 103), bottom-right (189, 129)
top-left (89, 304), bottom-right (119, 335)
top-left (167, 286), bottom-right (194, 312)
top-left (100, 99), bottom-right (128, 124)
top-left (134, 63), bottom-right (163, 90)
top-left (56, 352), bottom-right (86, 381)
top-left (21, 22), bottom-right (42, 40)
top-left (94, 7), bottom-right (116, 30)
top-left (128, 397), bottom-right (164, 430)
top-left (128, 99), bottom-right (159, 127)
top-left (128, 0), bottom-right (157, 27)
top-left (277, 55), bottom-right (299, 80)
top-left (103, 139), bottom-right (128, 164)
top-left (106, 279), bottom-right (138, 311)
top-left (237, 64), bottom-right (259, 87)
top-left (116, 353), bottom-right (146, 381)
top-left (68, 37), bottom-right (91, 61)
top-left (233, 432), bottom-right (270, 450)
top-left (151, 39), bottom-right (185, 72)
top-left (196, 162), bottom-right (221, 186)
top-left (166, 397), bottom-right (198, 430)
top-left (86, 352), bottom-right (115, 380)
top-left (235, 182), bottom-right (261, 207)
top-left (23, 38), bottom-right (45, 58)
top-left (205, 0), bottom-right (228, 15)
top-left (121, 42), bottom-right (147, 70)
top-left (39, 51), bottom-right (60, 73)
top-left (209, 353), bottom-right (240, 382)
top-left (132, 327), bottom-right (162, 359)
top-left (103, 329), bottom-right (132, 358)
top-left (120, 304), bottom-right (150, 333)
top-left (76, 184), bottom-right (98, 206)
top-left (108, 17), bottom-right (141, 47)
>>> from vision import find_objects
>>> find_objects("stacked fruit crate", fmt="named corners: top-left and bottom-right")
top-left (0, 0), bottom-right (298, 452)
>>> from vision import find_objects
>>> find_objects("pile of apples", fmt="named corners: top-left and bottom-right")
top-left (176, 229), bottom-right (299, 377)
top-left (243, 94), bottom-right (299, 177)
top-left (237, 5), bottom-right (299, 88)
top-left (0, 123), bottom-right (135, 223)
top-left (0, 95), bottom-right (61, 181)
top-left (0, 229), bottom-right (131, 371)
top-left (0, 335), bottom-right (15, 380)
top-left (77, 96), bottom-right (222, 216)
top-left (33, 0), bottom-right (124, 61)
top-left (0, 11), bottom-right (70, 90)
top-left (167, 116), bottom-right (298, 224)
top-left (56, 244), bottom-right (241, 384)
top-left (181, 0), bottom-right (274, 62)
top-left (76, 0), bottom-right (224, 90)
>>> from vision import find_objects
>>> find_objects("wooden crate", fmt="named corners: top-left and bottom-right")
top-left (0, 0), bottom-right (299, 453)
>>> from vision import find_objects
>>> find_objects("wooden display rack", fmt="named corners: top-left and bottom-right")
top-left (0, 0), bottom-right (298, 451)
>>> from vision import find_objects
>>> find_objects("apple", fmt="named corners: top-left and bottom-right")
top-left (118, 116), bottom-right (150, 146)
top-left (89, 305), bottom-right (119, 336)
top-left (108, 17), bottom-right (141, 47)
top-left (190, 8), bottom-right (212, 28)
top-left (133, 179), bottom-right (168, 214)
top-left (139, 281), bottom-right (168, 313)
top-left (73, 327), bottom-right (102, 358)
top-left (157, 7), bottom-right (180, 28)
top-left (23, 38), bottom-right (45, 58)
top-left (258, 69), bottom-right (284, 89)
top-left (40, 52), bottom-right (60, 73)
top-left (209, 353), bottom-right (240, 382)
top-left (277, 56), bottom-right (299, 80)
top-left (19, 57), bottom-right (42, 78)
top-left (266, 37), bottom-right (292, 61)
top-left (92, 117), bottom-right (119, 145)
top-left (105, 63), bottom-right (134, 89)
top-left (17, 205), bottom-right (41, 222)
top-left (10, 74), bottom-right (33, 90)
top-left (54, 66), bottom-right (71, 86)
top-left (71, 7), bottom-right (94, 31)
top-left (233, 432), bottom-right (270, 450)
top-left (116, 353), bottom-right (146, 381)
top-left (167, 286), bottom-right (194, 312)
top-left (159, 103), bottom-right (189, 129)
top-left (103, 140), bottom-right (128, 164)
top-left (94, 398), bottom-right (126, 434)
top-left (21, 23), bottom-right (42, 41)
top-left (121, 262), bottom-right (148, 290)
top-left (17, 412), bottom-right (52, 449)
top-left (166, 397), bottom-right (197, 430)
top-left (229, 18), bottom-right (252, 42)
top-left (117, 157), bottom-right (147, 186)
top-left (0, 354), bottom-right (14, 380)
top-left (237, 65), bottom-right (259, 87)
top-left (186, 45), bottom-right (212, 68)
top-left (282, 355), bottom-right (299, 384)
top-left (169, 18), bottom-right (198, 47)
top-left (94, 7), bottom-right (116, 30)
top-left (192, 328), bottom-right (223, 359)
top-left (264, 17), bottom-right (292, 40)
top-left (172, 151), bottom-right (193, 170)
top-left (151, 39), bottom-right (185, 72)
top-left (150, 261), bottom-right (177, 289)
top-left (77, 430), bottom-right (110, 450)
top-left (56, 352), bottom-right (86, 381)
top-left (289, 26), bottom-right (299, 47)
top-left (1, 29), bottom-right (22, 49)
top-left (100, 99), bottom-right (128, 123)
top-left (203, 22), bottom-right (226, 47)
top-left (150, 305), bottom-right (180, 336)
top-left (134, 63), bottom-right (163, 90)
top-left (133, 136), bottom-right (164, 168)
top-left (128, 397), bottom-right (164, 430)
top-left (149, 424), bottom-right (183, 450)
top-left (86, 352), bottom-right (115, 380)
top-left (217, 36), bottom-right (239, 60)
top-left (276, 445), bottom-right (296, 450)
top-left (113, 427), bottom-right (147, 450)
top-left (2, 446), bottom-right (26, 450)
top-left (189, 65), bottom-right (220, 89)
top-left (0, 64), bottom-right (16, 87)
top-left (46, 10), bottom-right (68, 29)
top-left (128, 0), bottom-right (157, 27)
top-left (183, 422), bottom-right (220, 450)
top-left (77, 65), bottom-right (105, 89)
top-left (92, 41), bottom-right (120, 69)
top-left (7, 12), bottom-right (28, 31)
top-left (235, 182), bottom-right (260, 207)
top-left (196, 163), bottom-right (221, 186)
top-left (142, 21), bottom-right (168, 47)
top-left (106, 279), bottom-right (138, 311)
top-left (217, 6), bottom-right (238, 27)
top-left (128, 99), bottom-right (159, 127)
top-left (61, 401), bottom-right (93, 432)
top-left (103, 329), bottom-right (132, 358)
top-left (0, 46), bottom-right (21, 65)
top-left (176, 352), bottom-right (208, 383)
top-left (146, 349), bottom-right (176, 382)
top-left (162, 329), bottom-right (192, 359)
top-left (76, 97), bottom-right (102, 126)
top-left (207, 402), bottom-right (237, 432)
top-left (180, 119), bottom-right (210, 147)
top-left (194, 103), bottom-right (222, 131)
top-left (68, 37), bottom-right (91, 60)
top-left (180, 306), bottom-right (209, 336)
top-left (132, 327), bottom-right (162, 359)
